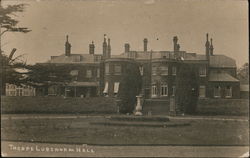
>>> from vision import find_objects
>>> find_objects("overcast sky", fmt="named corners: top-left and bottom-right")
top-left (2, 0), bottom-right (248, 66)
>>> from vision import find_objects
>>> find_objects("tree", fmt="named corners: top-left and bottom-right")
top-left (0, 2), bottom-right (31, 95)
top-left (237, 63), bottom-right (249, 84)
top-left (117, 63), bottom-right (142, 114)
top-left (175, 63), bottom-right (199, 114)
top-left (24, 64), bottom-right (74, 95)
top-left (0, 3), bottom-right (31, 53)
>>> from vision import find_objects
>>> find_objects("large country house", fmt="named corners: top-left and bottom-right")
top-left (38, 33), bottom-right (241, 99)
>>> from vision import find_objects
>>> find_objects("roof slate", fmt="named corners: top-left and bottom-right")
top-left (47, 54), bottom-right (102, 63)
top-left (209, 71), bottom-right (239, 82)
top-left (209, 55), bottom-right (236, 68)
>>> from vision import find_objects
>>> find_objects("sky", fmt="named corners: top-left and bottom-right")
top-left (1, 0), bottom-right (248, 66)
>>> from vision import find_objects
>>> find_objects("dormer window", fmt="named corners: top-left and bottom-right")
top-left (94, 55), bottom-right (101, 62)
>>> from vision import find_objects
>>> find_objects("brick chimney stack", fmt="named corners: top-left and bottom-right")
top-left (89, 41), bottom-right (95, 54)
top-left (65, 35), bottom-right (71, 56)
top-left (107, 38), bottom-right (111, 58)
top-left (143, 38), bottom-right (148, 52)
top-left (173, 36), bottom-right (178, 52)
top-left (209, 38), bottom-right (214, 56)
top-left (205, 33), bottom-right (210, 61)
top-left (103, 34), bottom-right (107, 58)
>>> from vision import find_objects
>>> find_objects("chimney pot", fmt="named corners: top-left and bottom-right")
top-left (173, 36), bottom-right (178, 52)
top-left (125, 43), bottom-right (130, 53)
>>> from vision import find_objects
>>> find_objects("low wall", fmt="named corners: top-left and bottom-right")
top-left (1, 96), bottom-right (117, 114)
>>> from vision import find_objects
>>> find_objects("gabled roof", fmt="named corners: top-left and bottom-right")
top-left (209, 71), bottom-right (239, 82)
top-left (209, 55), bottom-right (236, 68)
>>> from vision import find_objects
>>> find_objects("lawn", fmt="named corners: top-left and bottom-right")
top-left (1, 116), bottom-right (249, 146)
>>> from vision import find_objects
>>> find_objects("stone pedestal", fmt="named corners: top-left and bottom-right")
top-left (134, 95), bottom-right (143, 116)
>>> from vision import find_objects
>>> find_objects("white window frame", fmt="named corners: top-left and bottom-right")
top-left (214, 86), bottom-right (221, 98)
top-left (16, 87), bottom-right (23, 96)
top-left (161, 66), bottom-right (168, 75)
top-left (139, 66), bottom-right (144, 76)
top-left (152, 66), bottom-right (157, 75)
top-left (199, 67), bottom-right (206, 77)
top-left (97, 68), bottom-right (100, 78)
top-left (70, 70), bottom-right (79, 76)
top-left (114, 64), bottom-right (122, 75)
top-left (86, 69), bottom-right (92, 78)
top-left (151, 85), bottom-right (157, 97)
top-left (172, 66), bottom-right (176, 75)
top-left (199, 85), bottom-right (206, 98)
top-left (225, 86), bottom-right (232, 98)
top-left (105, 63), bottom-right (109, 74)
top-left (161, 84), bottom-right (168, 96)
top-left (172, 86), bottom-right (176, 96)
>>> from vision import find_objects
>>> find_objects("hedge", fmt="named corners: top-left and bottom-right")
top-left (1, 96), bottom-right (117, 114)
top-left (196, 98), bottom-right (249, 116)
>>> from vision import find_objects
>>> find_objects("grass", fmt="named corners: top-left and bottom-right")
top-left (1, 116), bottom-right (249, 146)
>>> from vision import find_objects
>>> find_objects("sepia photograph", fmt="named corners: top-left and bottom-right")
top-left (0, 0), bottom-right (249, 157)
